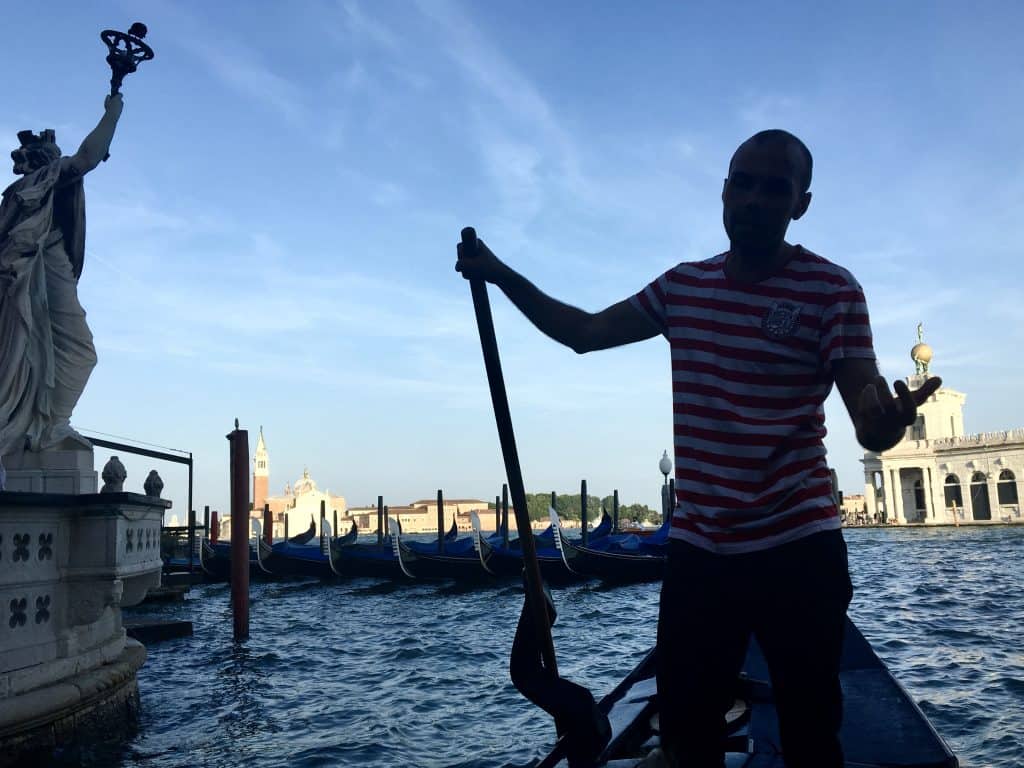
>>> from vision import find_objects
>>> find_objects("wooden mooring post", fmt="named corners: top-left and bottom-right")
top-left (187, 507), bottom-right (196, 574)
top-left (377, 495), bottom-right (384, 549)
top-left (437, 489), bottom-right (445, 554)
top-left (210, 508), bottom-right (218, 543)
top-left (263, 504), bottom-right (272, 545)
top-left (501, 483), bottom-right (509, 547)
top-left (581, 478), bottom-right (588, 546)
top-left (613, 489), bottom-right (620, 532)
top-left (227, 421), bottom-right (250, 641)
top-left (494, 495), bottom-right (500, 534)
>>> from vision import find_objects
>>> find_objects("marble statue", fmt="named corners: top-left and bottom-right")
top-left (0, 93), bottom-right (124, 460)
top-left (101, 455), bottom-right (127, 492)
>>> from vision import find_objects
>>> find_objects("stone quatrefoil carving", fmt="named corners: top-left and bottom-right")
top-left (38, 532), bottom-right (53, 560)
top-left (126, 527), bottom-right (153, 554)
top-left (13, 533), bottom-right (30, 562)
top-left (35, 595), bottom-right (51, 624)
top-left (9, 597), bottom-right (27, 629)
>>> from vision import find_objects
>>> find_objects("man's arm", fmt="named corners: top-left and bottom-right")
top-left (833, 357), bottom-right (942, 452)
top-left (62, 94), bottom-right (124, 179)
top-left (456, 238), bottom-right (658, 353)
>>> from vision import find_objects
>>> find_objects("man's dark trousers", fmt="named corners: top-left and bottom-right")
top-left (656, 528), bottom-right (853, 767)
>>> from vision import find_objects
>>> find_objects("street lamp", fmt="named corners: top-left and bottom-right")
top-left (659, 450), bottom-right (673, 523)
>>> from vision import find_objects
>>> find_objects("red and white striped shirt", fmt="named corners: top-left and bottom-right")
top-left (630, 246), bottom-right (875, 554)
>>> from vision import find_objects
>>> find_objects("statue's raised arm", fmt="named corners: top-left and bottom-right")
top-left (61, 93), bottom-right (125, 181)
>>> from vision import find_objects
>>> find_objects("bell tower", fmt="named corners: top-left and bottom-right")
top-left (253, 426), bottom-right (269, 513)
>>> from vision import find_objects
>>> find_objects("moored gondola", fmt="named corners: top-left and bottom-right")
top-left (551, 510), bottom-right (667, 584)
top-left (325, 518), bottom-right (414, 579)
top-left (471, 510), bottom-right (612, 584)
top-left (395, 522), bottom-right (494, 582)
top-left (199, 518), bottom-right (264, 581)
top-left (536, 618), bottom-right (958, 767)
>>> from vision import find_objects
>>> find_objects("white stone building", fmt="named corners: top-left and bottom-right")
top-left (862, 329), bottom-right (1023, 524)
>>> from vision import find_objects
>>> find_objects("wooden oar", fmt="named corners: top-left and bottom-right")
top-left (461, 227), bottom-right (609, 765)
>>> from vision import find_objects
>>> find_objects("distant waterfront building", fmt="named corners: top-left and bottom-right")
top-left (862, 328), bottom-right (1022, 524)
top-left (346, 498), bottom-right (496, 536)
top-left (840, 494), bottom-right (867, 522)
top-left (250, 427), bottom-right (347, 539)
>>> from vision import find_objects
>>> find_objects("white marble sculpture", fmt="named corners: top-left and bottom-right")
top-left (0, 94), bottom-right (124, 471)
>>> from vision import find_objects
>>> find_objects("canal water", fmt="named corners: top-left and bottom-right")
top-left (58, 526), bottom-right (1022, 767)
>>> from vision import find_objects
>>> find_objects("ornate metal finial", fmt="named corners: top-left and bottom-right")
top-left (100, 22), bottom-right (154, 96)
top-left (917, 322), bottom-right (924, 343)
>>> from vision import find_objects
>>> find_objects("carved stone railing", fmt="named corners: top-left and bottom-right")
top-left (0, 491), bottom-right (166, 753)
top-left (932, 428), bottom-right (1024, 450)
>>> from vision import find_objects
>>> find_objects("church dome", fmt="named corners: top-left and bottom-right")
top-left (911, 342), bottom-right (933, 364)
top-left (292, 468), bottom-right (318, 496)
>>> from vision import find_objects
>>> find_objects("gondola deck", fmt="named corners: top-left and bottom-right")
top-left (537, 619), bottom-right (958, 767)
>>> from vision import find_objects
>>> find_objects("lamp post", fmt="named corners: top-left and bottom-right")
top-left (659, 450), bottom-right (672, 524)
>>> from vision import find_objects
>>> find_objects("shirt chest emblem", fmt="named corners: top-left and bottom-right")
top-left (762, 301), bottom-right (802, 339)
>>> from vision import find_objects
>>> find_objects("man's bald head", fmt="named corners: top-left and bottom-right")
top-left (730, 129), bottom-right (813, 194)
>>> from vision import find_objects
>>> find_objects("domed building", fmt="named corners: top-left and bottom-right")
top-left (251, 428), bottom-right (346, 539)
top-left (861, 325), bottom-right (1023, 524)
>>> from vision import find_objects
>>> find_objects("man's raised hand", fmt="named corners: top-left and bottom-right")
top-left (856, 375), bottom-right (942, 452)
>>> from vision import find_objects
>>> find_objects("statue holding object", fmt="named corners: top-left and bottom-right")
top-left (0, 23), bottom-right (152, 474)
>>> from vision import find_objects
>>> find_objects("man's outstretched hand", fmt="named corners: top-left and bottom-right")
top-left (856, 375), bottom-right (942, 452)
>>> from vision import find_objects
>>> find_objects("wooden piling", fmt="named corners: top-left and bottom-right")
top-left (437, 489), bottom-right (445, 554)
top-left (333, 509), bottom-right (338, 539)
top-left (227, 423), bottom-right (250, 641)
top-left (210, 509), bottom-right (218, 543)
top-left (284, 513), bottom-right (289, 541)
top-left (377, 495), bottom-right (384, 549)
top-left (320, 500), bottom-right (327, 536)
top-left (613, 489), bottom-right (619, 532)
top-left (263, 504), bottom-right (272, 545)
top-left (187, 507), bottom-right (196, 574)
top-left (494, 495), bottom-right (500, 535)
top-left (581, 479), bottom-right (588, 546)
top-left (501, 483), bottom-right (509, 547)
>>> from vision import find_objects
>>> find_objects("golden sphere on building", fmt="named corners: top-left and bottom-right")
top-left (911, 342), bottom-right (933, 364)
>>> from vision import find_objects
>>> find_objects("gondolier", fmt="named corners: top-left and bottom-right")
top-left (456, 129), bottom-right (941, 767)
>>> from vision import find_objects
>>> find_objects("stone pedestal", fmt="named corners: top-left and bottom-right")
top-left (2, 446), bottom-right (98, 495)
top-left (0, 491), bottom-right (166, 760)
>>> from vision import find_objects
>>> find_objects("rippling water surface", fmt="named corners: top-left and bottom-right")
top-left (64, 527), bottom-right (1022, 767)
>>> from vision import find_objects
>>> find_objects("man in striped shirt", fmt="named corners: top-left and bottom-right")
top-left (456, 129), bottom-right (940, 767)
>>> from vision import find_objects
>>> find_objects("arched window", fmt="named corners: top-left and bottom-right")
top-left (970, 472), bottom-right (992, 520)
top-left (943, 474), bottom-right (963, 508)
top-left (998, 469), bottom-right (1018, 506)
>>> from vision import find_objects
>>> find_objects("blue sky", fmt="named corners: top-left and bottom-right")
top-left (7, 0), bottom-right (1023, 519)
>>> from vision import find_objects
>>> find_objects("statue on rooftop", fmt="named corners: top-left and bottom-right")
top-left (0, 94), bottom-right (125, 459)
